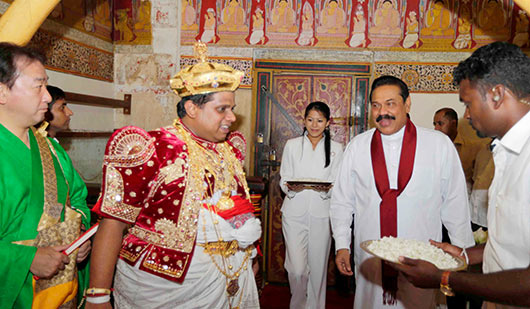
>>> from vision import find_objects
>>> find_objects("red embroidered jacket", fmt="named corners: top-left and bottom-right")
top-left (92, 124), bottom-right (248, 282)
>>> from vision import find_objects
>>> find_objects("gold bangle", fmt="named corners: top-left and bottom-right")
top-left (86, 287), bottom-right (113, 296)
top-left (440, 271), bottom-right (454, 297)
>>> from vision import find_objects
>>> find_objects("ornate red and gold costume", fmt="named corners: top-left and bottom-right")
top-left (89, 42), bottom-right (259, 308)
top-left (93, 119), bottom-right (254, 283)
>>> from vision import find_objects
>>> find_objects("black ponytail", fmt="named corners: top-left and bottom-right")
top-left (301, 127), bottom-right (307, 161)
top-left (324, 127), bottom-right (331, 168)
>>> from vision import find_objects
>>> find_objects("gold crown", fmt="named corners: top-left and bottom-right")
top-left (170, 42), bottom-right (244, 97)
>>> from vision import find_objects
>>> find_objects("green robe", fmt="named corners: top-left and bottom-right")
top-left (0, 124), bottom-right (91, 308)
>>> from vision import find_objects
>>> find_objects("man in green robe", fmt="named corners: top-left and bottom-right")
top-left (0, 43), bottom-right (91, 308)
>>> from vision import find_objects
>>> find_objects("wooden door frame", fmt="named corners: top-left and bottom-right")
top-left (252, 60), bottom-right (371, 174)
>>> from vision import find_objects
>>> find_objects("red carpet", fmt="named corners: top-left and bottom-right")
top-left (260, 284), bottom-right (354, 308)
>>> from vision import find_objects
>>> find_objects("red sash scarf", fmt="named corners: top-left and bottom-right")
top-left (370, 119), bottom-right (417, 305)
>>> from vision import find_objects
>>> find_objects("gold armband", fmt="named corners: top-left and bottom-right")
top-left (86, 287), bottom-right (113, 296)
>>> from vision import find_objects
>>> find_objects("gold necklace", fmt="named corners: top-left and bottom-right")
top-left (174, 120), bottom-right (250, 206)
top-left (174, 120), bottom-right (252, 308)
top-left (201, 175), bottom-right (251, 306)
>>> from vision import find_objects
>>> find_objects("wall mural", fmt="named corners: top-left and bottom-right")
top-left (44, 0), bottom-right (113, 42)
top-left (113, 0), bottom-right (152, 44)
top-left (181, 0), bottom-right (529, 51)
top-left (0, 8), bottom-right (114, 81)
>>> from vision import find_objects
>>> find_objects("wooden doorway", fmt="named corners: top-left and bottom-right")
top-left (252, 60), bottom-right (371, 284)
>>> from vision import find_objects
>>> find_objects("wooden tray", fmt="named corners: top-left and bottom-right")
top-left (286, 180), bottom-right (332, 186)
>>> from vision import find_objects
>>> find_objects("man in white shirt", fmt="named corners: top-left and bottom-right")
top-left (43, 86), bottom-right (74, 139)
top-left (330, 75), bottom-right (474, 308)
top-left (392, 42), bottom-right (530, 308)
top-left (35, 85), bottom-right (74, 141)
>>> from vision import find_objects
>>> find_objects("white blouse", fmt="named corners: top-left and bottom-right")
top-left (280, 134), bottom-right (344, 218)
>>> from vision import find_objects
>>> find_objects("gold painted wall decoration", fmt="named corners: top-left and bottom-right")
top-left (181, 0), bottom-right (528, 52)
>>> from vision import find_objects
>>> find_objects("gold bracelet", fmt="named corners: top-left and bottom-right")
top-left (86, 287), bottom-right (113, 296)
top-left (440, 271), bottom-right (454, 297)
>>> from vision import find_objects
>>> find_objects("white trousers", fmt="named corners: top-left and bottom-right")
top-left (282, 212), bottom-right (332, 309)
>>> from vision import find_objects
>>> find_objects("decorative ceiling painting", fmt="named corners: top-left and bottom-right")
top-left (181, 0), bottom-right (529, 51)
top-left (2, 0), bottom-right (152, 45)
top-left (37, 0), bottom-right (114, 42)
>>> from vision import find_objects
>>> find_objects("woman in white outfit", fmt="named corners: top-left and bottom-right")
top-left (280, 101), bottom-right (344, 309)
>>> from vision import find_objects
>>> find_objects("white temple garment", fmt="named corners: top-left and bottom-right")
top-left (330, 125), bottom-right (474, 309)
top-left (113, 247), bottom-right (259, 309)
top-left (113, 207), bottom-right (261, 308)
top-left (280, 134), bottom-right (343, 308)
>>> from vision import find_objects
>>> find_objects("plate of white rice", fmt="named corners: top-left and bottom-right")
top-left (361, 236), bottom-right (467, 271)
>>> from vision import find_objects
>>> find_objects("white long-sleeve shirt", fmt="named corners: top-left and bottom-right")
top-left (330, 125), bottom-right (474, 308)
top-left (484, 111), bottom-right (530, 281)
top-left (280, 134), bottom-right (344, 218)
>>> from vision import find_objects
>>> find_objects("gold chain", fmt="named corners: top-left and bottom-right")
top-left (173, 120), bottom-right (250, 200)
top-left (201, 202), bottom-right (251, 309)
top-left (174, 120), bottom-right (252, 309)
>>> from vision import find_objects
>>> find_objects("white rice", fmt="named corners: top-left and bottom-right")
top-left (366, 236), bottom-right (459, 269)
top-left (291, 178), bottom-right (328, 183)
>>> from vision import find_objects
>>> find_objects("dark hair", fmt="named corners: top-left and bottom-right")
top-left (303, 101), bottom-right (332, 168)
top-left (453, 41), bottom-right (530, 100)
top-left (176, 92), bottom-right (215, 118)
top-left (369, 75), bottom-right (410, 102)
top-left (43, 85), bottom-right (66, 122)
top-left (0, 42), bottom-right (46, 89)
top-left (435, 107), bottom-right (458, 126)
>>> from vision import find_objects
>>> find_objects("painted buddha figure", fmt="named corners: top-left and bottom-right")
top-left (476, 0), bottom-right (508, 36)
top-left (269, 0), bottom-right (297, 33)
top-left (370, 0), bottom-right (401, 36)
top-left (317, 0), bottom-right (347, 34)
top-left (420, 0), bottom-right (454, 36)
top-left (219, 0), bottom-right (248, 32)
top-left (182, 0), bottom-right (198, 31)
top-left (95, 0), bottom-right (111, 27)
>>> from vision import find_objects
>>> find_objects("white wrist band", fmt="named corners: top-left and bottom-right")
top-left (86, 295), bottom-right (111, 304)
top-left (460, 247), bottom-right (469, 265)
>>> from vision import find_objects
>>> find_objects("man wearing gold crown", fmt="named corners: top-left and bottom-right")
top-left (0, 43), bottom-right (92, 308)
top-left (87, 42), bottom-right (261, 308)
